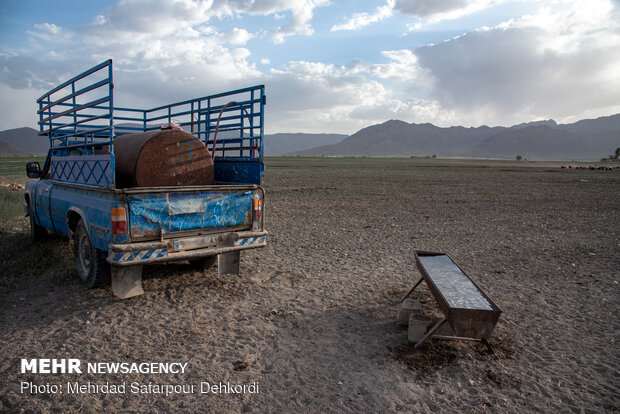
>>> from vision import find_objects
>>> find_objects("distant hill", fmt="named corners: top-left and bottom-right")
top-left (195, 131), bottom-right (346, 156)
top-left (510, 119), bottom-right (558, 130)
top-left (473, 125), bottom-right (596, 160)
top-left (559, 114), bottom-right (620, 150)
top-left (0, 140), bottom-right (29, 156)
top-left (0, 127), bottom-right (346, 157)
top-left (295, 114), bottom-right (620, 160)
top-left (0, 127), bottom-right (48, 155)
top-left (265, 133), bottom-right (346, 156)
top-left (295, 120), bottom-right (502, 157)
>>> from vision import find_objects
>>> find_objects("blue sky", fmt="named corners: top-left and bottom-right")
top-left (1, 0), bottom-right (619, 134)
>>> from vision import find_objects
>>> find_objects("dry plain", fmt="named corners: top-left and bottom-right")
top-left (0, 156), bottom-right (618, 413)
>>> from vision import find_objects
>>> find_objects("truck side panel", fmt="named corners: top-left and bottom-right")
top-left (33, 180), bottom-right (54, 231)
top-left (48, 184), bottom-right (116, 250)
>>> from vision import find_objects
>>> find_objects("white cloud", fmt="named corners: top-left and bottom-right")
top-left (0, 83), bottom-right (44, 130)
top-left (264, 58), bottom-right (452, 133)
top-left (77, 0), bottom-right (328, 44)
top-left (0, 55), bottom-right (67, 90)
top-left (221, 28), bottom-right (253, 45)
top-left (33, 23), bottom-right (62, 35)
top-left (514, 0), bottom-right (619, 54)
top-left (265, 61), bottom-right (390, 131)
top-left (412, 0), bottom-right (620, 125)
top-left (331, 0), bottom-right (395, 31)
top-left (47, 51), bottom-right (64, 60)
top-left (27, 22), bottom-right (73, 43)
top-left (344, 50), bottom-right (433, 101)
top-left (93, 15), bottom-right (107, 26)
top-left (395, 0), bottom-right (503, 24)
top-left (180, 0), bottom-right (330, 43)
top-left (319, 0), bottom-right (620, 128)
top-left (368, 50), bottom-right (422, 80)
top-left (271, 0), bottom-right (330, 43)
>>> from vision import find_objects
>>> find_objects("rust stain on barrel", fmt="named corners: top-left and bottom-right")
top-left (114, 129), bottom-right (214, 188)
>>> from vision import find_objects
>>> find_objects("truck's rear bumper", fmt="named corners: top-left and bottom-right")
top-left (107, 230), bottom-right (267, 266)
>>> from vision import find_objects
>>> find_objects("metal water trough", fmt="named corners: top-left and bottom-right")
top-left (401, 251), bottom-right (502, 348)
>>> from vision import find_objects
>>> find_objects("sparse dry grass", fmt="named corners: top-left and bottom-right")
top-left (0, 188), bottom-right (25, 233)
top-left (0, 156), bottom-right (45, 183)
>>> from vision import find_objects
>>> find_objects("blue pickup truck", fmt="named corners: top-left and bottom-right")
top-left (25, 59), bottom-right (267, 298)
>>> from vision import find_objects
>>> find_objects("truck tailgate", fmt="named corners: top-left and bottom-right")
top-left (125, 188), bottom-right (254, 240)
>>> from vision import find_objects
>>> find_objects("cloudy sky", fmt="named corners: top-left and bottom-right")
top-left (0, 0), bottom-right (619, 134)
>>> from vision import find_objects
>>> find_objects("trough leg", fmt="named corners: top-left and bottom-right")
top-left (111, 265), bottom-right (144, 299)
top-left (414, 317), bottom-right (447, 349)
top-left (399, 277), bottom-right (424, 303)
top-left (218, 251), bottom-right (240, 276)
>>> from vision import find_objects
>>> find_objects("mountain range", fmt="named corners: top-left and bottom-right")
top-left (0, 127), bottom-right (49, 156)
top-left (294, 114), bottom-right (620, 160)
top-left (0, 140), bottom-right (29, 156)
top-left (1, 114), bottom-right (618, 160)
top-left (264, 133), bottom-right (346, 156)
top-left (0, 127), bottom-right (346, 157)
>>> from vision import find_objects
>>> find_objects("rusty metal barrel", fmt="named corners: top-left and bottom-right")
top-left (114, 129), bottom-right (214, 189)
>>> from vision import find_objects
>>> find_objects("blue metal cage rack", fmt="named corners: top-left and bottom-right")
top-left (37, 59), bottom-right (265, 188)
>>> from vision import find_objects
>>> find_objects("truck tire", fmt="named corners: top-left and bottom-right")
top-left (74, 219), bottom-right (110, 288)
top-left (189, 255), bottom-right (217, 270)
top-left (28, 202), bottom-right (46, 243)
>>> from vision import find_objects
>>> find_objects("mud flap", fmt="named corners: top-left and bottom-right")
top-left (111, 265), bottom-right (144, 299)
top-left (218, 251), bottom-right (240, 276)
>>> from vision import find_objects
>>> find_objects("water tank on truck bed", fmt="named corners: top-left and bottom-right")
top-left (114, 128), bottom-right (215, 188)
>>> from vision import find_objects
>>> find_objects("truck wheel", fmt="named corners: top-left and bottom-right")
top-left (189, 256), bottom-right (217, 270)
top-left (28, 202), bottom-right (46, 242)
top-left (74, 219), bottom-right (110, 288)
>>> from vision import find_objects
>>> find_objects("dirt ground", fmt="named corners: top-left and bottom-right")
top-left (0, 157), bottom-right (618, 413)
